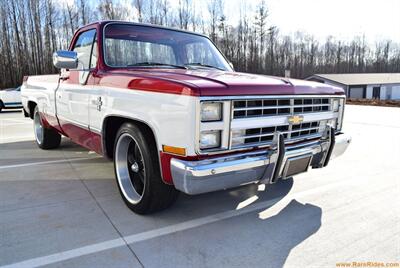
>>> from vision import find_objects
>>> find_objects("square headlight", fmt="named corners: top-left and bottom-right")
top-left (201, 102), bottom-right (222, 122)
top-left (200, 130), bottom-right (221, 149)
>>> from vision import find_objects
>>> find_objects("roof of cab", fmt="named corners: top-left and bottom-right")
top-left (78, 20), bottom-right (208, 38)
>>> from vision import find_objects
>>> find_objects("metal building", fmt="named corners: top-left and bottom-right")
top-left (306, 73), bottom-right (400, 100)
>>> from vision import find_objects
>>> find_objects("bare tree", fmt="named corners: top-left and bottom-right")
top-left (178, 0), bottom-right (191, 30)
top-left (254, 0), bottom-right (268, 71)
top-left (134, 0), bottom-right (145, 22)
top-left (208, 0), bottom-right (221, 42)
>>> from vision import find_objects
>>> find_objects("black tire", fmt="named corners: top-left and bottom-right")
top-left (33, 106), bottom-right (61, 149)
top-left (23, 108), bottom-right (29, 117)
top-left (0, 100), bottom-right (3, 112)
top-left (113, 123), bottom-right (179, 214)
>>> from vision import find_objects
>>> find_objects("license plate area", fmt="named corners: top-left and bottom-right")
top-left (282, 154), bottom-right (313, 178)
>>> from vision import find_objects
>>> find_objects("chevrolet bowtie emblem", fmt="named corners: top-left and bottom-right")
top-left (288, 115), bottom-right (304, 125)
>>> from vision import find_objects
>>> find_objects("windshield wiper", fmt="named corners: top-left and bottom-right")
top-left (184, 62), bottom-right (225, 71)
top-left (127, 62), bottom-right (187, 69)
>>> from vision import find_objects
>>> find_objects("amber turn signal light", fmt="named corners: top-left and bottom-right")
top-left (162, 145), bottom-right (186, 156)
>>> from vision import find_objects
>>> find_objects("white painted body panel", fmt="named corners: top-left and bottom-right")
top-left (56, 78), bottom-right (91, 128)
top-left (21, 74), bottom-right (199, 155)
top-left (21, 75), bottom-right (59, 116)
top-left (94, 87), bottom-right (198, 154)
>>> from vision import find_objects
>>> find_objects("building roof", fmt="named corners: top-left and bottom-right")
top-left (308, 73), bottom-right (400, 86)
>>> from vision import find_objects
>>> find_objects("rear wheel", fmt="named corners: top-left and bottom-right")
top-left (33, 106), bottom-right (61, 149)
top-left (114, 123), bottom-right (178, 214)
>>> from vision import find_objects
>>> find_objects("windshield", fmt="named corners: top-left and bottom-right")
top-left (103, 24), bottom-right (232, 71)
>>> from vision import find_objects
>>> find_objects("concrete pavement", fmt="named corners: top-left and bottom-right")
top-left (0, 106), bottom-right (399, 268)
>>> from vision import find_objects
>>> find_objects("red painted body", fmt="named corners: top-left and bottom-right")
top-left (58, 119), bottom-right (103, 155)
top-left (41, 113), bottom-right (103, 155)
top-left (95, 69), bottom-right (344, 96)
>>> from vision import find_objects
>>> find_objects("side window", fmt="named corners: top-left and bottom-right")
top-left (73, 29), bottom-right (96, 70)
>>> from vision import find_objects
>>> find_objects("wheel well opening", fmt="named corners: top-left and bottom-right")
top-left (28, 101), bottom-right (37, 119)
top-left (103, 117), bottom-right (157, 159)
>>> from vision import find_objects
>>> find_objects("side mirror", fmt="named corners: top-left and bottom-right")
top-left (53, 50), bottom-right (78, 69)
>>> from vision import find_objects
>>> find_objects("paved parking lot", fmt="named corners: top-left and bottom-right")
top-left (0, 105), bottom-right (399, 268)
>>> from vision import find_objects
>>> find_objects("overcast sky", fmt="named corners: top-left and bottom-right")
top-left (63, 0), bottom-right (400, 43)
top-left (266, 0), bottom-right (400, 42)
top-left (169, 0), bottom-right (400, 43)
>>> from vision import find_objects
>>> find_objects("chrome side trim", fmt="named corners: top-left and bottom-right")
top-left (90, 127), bottom-right (102, 134)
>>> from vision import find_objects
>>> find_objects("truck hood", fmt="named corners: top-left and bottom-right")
top-left (104, 69), bottom-right (345, 96)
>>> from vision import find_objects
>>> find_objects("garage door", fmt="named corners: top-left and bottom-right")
top-left (349, 87), bottom-right (364, 98)
top-left (391, 86), bottom-right (400, 100)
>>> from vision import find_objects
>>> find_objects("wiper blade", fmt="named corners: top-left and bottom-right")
top-left (127, 62), bottom-right (187, 69)
top-left (184, 62), bottom-right (225, 71)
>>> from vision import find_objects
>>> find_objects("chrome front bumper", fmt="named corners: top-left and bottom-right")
top-left (170, 131), bottom-right (351, 195)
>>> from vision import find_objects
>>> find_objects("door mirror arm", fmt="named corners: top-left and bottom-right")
top-left (60, 69), bottom-right (70, 81)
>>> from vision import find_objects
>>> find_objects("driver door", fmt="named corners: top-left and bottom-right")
top-left (56, 29), bottom-right (97, 149)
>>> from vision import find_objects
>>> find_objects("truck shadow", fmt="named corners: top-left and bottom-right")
top-left (131, 179), bottom-right (322, 267)
top-left (240, 199), bottom-right (322, 267)
top-left (175, 176), bottom-right (296, 213)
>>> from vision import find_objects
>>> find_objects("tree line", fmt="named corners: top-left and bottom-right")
top-left (1, 0), bottom-right (399, 89)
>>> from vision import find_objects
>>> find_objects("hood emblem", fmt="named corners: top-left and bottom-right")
top-left (288, 115), bottom-right (304, 125)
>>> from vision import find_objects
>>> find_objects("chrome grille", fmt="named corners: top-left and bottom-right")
top-left (233, 97), bottom-right (331, 119)
top-left (197, 95), bottom-right (343, 154)
top-left (232, 121), bottom-right (321, 148)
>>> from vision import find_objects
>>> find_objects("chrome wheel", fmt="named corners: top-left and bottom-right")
top-left (115, 133), bottom-right (146, 204)
top-left (34, 110), bottom-right (44, 145)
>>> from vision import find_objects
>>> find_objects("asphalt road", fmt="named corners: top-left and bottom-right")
top-left (0, 105), bottom-right (399, 268)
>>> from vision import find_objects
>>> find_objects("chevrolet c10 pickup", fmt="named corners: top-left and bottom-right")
top-left (21, 21), bottom-right (351, 214)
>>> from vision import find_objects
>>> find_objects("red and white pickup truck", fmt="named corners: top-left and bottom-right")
top-left (21, 21), bottom-right (351, 214)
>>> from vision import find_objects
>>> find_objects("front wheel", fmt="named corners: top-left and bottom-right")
top-left (33, 106), bottom-right (61, 149)
top-left (114, 123), bottom-right (178, 214)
